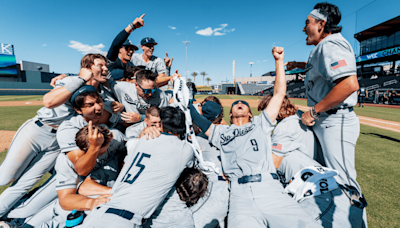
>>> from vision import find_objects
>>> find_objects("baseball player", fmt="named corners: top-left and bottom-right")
top-left (190, 101), bottom-right (229, 228)
top-left (0, 54), bottom-right (111, 219)
top-left (300, 3), bottom-right (366, 202)
top-left (189, 47), bottom-right (322, 227)
top-left (357, 84), bottom-right (368, 108)
top-left (78, 107), bottom-right (201, 228)
top-left (107, 70), bottom-right (169, 124)
top-left (57, 86), bottom-right (125, 178)
top-left (130, 37), bottom-right (173, 86)
top-left (125, 106), bottom-right (161, 154)
top-left (106, 15), bottom-right (144, 81)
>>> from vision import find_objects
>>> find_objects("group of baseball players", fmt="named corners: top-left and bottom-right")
top-left (0, 2), bottom-right (369, 228)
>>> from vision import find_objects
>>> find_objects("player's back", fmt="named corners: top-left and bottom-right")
top-left (104, 133), bottom-right (194, 219)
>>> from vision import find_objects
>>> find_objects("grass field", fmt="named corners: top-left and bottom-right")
top-left (0, 95), bottom-right (399, 227)
top-left (0, 95), bottom-right (43, 101)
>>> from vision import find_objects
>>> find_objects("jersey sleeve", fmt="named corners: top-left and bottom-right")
top-left (320, 41), bottom-right (357, 82)
top-left (271, 125), bottom-right (296, 157)
top-left (125, 122), bottom-right (146, 139)
top-left (157, 90), bottom-right (169, 108)
top-left (55, 154), bottom-right (78, 191)
top-left (155, 58), bottom-right (167, 75)
top-left (57, 121), bottom-right (80, 153)
top-left (208, 124), bottom-right (224, 149)
top-left (258, 110), bottom-right (277, 135)
top-left (89, 156), bottom-right (120, 187)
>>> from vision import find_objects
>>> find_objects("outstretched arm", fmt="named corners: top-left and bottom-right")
top-left (107, 14), bottom-right (145, 61)
top-left (264, 47), bottom-right (286, 123)
top-left (58, 188), bottom-right (111, 211)
top-left (189, 103), bottom-right (213, 137)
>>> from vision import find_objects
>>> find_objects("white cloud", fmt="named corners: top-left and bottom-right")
top-left (168, 26), bottom-right (176, 30)
top-left (42, 44), bottom-right (47, 47)
top-left (196, 24), bottom-right (235, 36)
top-left (196, 27), bottom-right (214, 36)
top-left (263, 59), bottom-right (267, 62)
top-left (214, 32), bottom-right (225, 36)
top-left (195, 26), bottom-right (198, 29)
top-left (177, 33), bottom-right (180, 35)
top-left (68, 41), bottom-right (106, 55)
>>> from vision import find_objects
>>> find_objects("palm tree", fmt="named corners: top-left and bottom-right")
top-left (187, 78), bottom-right (192, 82)
top-left (200, 72), bottom-right (208, 86)
top-left (206, 77), bottom-right (211, 86)
top-left (191, 72), bottom-right (197, 84)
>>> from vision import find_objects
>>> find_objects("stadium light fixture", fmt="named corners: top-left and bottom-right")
top-left (249, 62), bottom-right (254, 77)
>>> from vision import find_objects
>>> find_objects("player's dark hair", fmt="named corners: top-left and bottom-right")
top-left (145, 105), bottom-right (160, 118)
top-left (201, 96), bottom-right (224, 124)
top-left (314, 2), bottom-right (342, 34)
top-left (124, 66), bottom-right (146, 79)
top-left (160, 106), bottom-right (186, 135)
top-left (72, 91), bottom-right (102, 111)
top-left (80, 54), bottom-right (108, 69)
top-left (136, 69), bottom-right (157, 85)
top-left (258, 94), bottom-right (298, 121)
top-left (229, 103), bottom-right (252, 125)
top-left (175, 167), bottom-right (208, 207)
top-left (186, 82), bottom-right (197, 93)
top-left (75, 125), bottom-right (113, 152)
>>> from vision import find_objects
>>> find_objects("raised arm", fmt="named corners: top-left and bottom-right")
top-left (107, 14), bottom-right (145, 61)
top-left (43, 68), bottom-right (93, 109)
top-left (189, 103), bottom-right (213, 137)
top-left (264, 47), bottom-right (286, 122)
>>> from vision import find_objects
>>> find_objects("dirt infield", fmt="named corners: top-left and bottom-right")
top-left (0, 101), bottom-right (43, 107)
top-left (0, 130), bottom-right (15, 152)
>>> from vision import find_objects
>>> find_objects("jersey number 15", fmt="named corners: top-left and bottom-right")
top-left (122, 152), bottom-right (151, 184)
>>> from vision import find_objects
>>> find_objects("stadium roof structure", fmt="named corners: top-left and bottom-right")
top-left (354, 15), bottom-right (400, 42)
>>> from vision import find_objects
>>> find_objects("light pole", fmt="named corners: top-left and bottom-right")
top-left (182, 41), bottom-right (190, 77)
top-left (249, 62), bottom-right (254, 77)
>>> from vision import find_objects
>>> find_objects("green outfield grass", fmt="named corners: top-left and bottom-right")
top-left (0, 95), bottom-right (44, 101)
top-left (288, 99), bottom-right (400, 123)
top-left (0, 106), bottom-right (43, 131)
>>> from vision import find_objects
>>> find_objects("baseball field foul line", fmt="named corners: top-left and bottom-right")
top-left (296, 105), bottom-right (400, 133)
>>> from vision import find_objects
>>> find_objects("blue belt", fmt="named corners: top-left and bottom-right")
top-left (326, 107), bottom-right (353, 115)
top-left (238, 173), bottom-right (278, 184)
top-left (105, 208), bottom-right (134, 220)
top-left (35, 120), bottom-right (57, 133)
top-left (218, 176), bottom-right (226, 181)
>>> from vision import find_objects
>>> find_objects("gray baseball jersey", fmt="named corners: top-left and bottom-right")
top-left (278, 151), bottom-right (367, 228)
top-left (80, 133), bottom-right (194, 227)
top-left (191, 135), bottom-right (229, 228)
top-left (0, 76), bottom-right (83, 217)
top-left (208, 110), bottom-right (277, 179)
top-left (130, 53), bottom-right (168, 76)
top-left (304, 33), bottom-right (357, 108)
top-left (271, 112), bottom-right (316, 160)
top-left (107, 80), bottom-right (169, 115)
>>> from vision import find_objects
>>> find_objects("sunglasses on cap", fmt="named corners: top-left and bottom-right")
top-left (137, 83), bottom-right (156, 95)
top-left (231, 100), bottom-right (250, 108)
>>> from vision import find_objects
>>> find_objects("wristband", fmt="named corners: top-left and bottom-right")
top-left (64, 77), bottom-right (85, 93)
top-left (310, 106), bottom-right (319, 120)
top-left (129, 23), bottom-right (135, 32)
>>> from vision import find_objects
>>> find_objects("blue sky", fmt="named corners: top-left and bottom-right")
top-left (1, 0), bottom-right (398, 85)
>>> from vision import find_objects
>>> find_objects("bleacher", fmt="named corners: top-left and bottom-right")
top-left (240, 83), bottom-right (273, 95)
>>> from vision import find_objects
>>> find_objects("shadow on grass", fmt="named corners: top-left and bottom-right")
top-left (361, 133), bottom-right (400, 143)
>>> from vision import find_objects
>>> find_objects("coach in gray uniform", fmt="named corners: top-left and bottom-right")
top-left (300, 3), bottom-right (365, 200)
top-left (189, 47), bottom-right (322, 228)
top-left (0, 54), bottom-right (109, 219)
top-left (79, 107), bottom-right (195, 228)
top-left (107, 70), bottom-right (169, 124)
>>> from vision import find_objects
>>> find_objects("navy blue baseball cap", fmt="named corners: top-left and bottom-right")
top-left (141, 37), bottom-right (158, 46)
top-left (202, 101), bottom-right (221, 121)
top-left (70, 85), bottom-right (97, 103)
top-left (122, 39), bottom-right (139, 51)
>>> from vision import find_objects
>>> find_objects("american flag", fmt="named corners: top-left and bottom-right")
top-left (331, 60), bottom-right (347, 70)
top-left (272, 143), bottom-right (283, 151)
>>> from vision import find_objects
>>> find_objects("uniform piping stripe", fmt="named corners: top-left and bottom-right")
top-left (315, 191), bottom-right (335, 221)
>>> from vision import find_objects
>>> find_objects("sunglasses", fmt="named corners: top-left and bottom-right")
top-left (231, 100), bottom-right (250, 108)
top-left (124, 46), bottom-right (135, 52)
top-left (137, 83), bottom-right (156, 95)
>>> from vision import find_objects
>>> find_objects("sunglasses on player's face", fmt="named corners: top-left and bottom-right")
top-left (231, 100), bottom-right (250, 108)
top-left (137, 83), bottom-right (156, 95)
